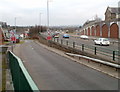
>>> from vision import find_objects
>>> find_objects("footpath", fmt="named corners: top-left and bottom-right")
top-left (0, 47), bottom-right (14, 91)
top-left (0, 53), bottom-right (2, 91)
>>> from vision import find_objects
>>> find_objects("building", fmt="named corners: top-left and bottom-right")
top-left (0, 26), bottom-right (4, 45)
top-left (105, 7), bottom-right (120, 21)
top-left (79, 3), bottom-right (120, 39)
top-left (0, 21), bottom-right (7, 28)
top-left (118, 1), bottom-right (120, 20)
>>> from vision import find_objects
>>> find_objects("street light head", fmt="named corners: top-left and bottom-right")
top-left (48, 0), bottom-right (53, 2)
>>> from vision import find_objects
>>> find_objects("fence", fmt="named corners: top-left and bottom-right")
top-left (7, 51), bottom-right (39, 92)
top-left (52, 37), bottom-right (119, 62)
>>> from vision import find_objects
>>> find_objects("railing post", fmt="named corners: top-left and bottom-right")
top-left (61, 39), bottom-right (63, 45)
top-left (113, 51), bottom-right (115, 61)
top-left (54, 38), bottom-right (55, 42)
top-left (73, 42), bottom-right (75, 48)
top-left (82, 44), bottom-right (84, 51)
top-left (66, 40), bottom-right (68, 46)
top-left (95, 47), bottom-right (97, 55)
top-left (57, 38), bottom-right (59, 43)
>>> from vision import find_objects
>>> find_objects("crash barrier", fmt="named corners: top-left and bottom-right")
top-left (7, 51), bottom-right (39, 91)
top-left (66, 53), bottom-right (120, 69)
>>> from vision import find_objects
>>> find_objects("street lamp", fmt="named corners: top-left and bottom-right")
top-left (39, 13), bottom-right (42, 26)
top-left (47, 0), bottom-right (49, 32)
top-left (11, 17), bottom-right (17, 52)
top-left (15, 17), bottom-right (16, 32)
top-left (39, 13), bottom-right (42, 32)
top-left (47, 0), bottom-right (52, 32)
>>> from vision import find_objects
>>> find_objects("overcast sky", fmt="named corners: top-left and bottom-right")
top-left (0, 0), bottom-right (119, 26)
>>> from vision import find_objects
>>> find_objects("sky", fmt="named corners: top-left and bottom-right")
top-left (0, 0), bottom-right (119, 26)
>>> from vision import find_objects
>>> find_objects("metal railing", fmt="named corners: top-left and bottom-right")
top-left (52, 37), bottom-right (119, 62)
top-left (7, 51), bottom-right (39, 91)
top-left (39, 33), bottom-right (119, 62)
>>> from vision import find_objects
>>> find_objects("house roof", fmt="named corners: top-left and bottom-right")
top-left (107, 7), bottom-right (120, 14)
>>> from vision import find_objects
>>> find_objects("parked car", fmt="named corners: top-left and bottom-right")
top-left (63, 34), bottom-right (70, 38)
top-left (94, 38), bottom-right (110, 46)
top-left (80, 35), bottom-right (88, 39)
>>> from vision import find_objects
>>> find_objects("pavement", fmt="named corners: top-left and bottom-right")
top-left (0, 53), bottom-right (2, 91)
top-left (0, 47), bottom-right (14, 91)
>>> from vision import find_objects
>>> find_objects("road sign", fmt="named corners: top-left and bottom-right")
top-left (47, 36), bottom-right (51, 40)
top-left (11, 35), bottom-right (16, 42)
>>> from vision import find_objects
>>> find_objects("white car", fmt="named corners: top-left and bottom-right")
top-left (80, 35), bottom-right (88, 39)
top-left (94, 38), bottom-right (110, 46)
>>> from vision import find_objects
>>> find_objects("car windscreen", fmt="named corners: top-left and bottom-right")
top-left (103, 39), bottom-right (109, 41)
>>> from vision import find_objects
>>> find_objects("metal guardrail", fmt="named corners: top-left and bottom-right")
top-left (7, 51), bottom-right (39, 91)
top-left (65, 53), bottom-right (120, 69)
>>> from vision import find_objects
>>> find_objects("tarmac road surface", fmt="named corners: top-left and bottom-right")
top-left (16, 40), bottom-right (118, 90)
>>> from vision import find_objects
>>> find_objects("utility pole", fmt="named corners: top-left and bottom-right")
top-left (15, 17), bottom-right (16, 32)
top-left (39, 13), bottom-right (42, 32)
top-left (47, 0), bottom-right (49, 32)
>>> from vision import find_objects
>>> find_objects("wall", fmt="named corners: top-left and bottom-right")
top-left (80, 20), bottom-right (119, 39)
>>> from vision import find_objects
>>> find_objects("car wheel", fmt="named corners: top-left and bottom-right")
top-left (100, 43), bottom-right (102, 46)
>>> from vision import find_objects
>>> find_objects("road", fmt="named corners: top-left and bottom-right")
top-left (16, 40), bottom-right (118, 90)
top-left (41, 32), bottom-right (119, 62)
top-left (42, 32), bottom-right (118, 51)
top-left (58, 34), bottom-right (118, 51)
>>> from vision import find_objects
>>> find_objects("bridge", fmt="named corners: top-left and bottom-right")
top-left (79, 19), bottom-right (120, 39)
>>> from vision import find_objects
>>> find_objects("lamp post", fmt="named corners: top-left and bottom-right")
top-left (47, 0), bottom-right (49, 32)
top-left (39, 13), bottom-right (42, 26)
top-left (39, 13), bottom-right (42, 32)
top-left (15, 17), bottom-right (16, 32)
